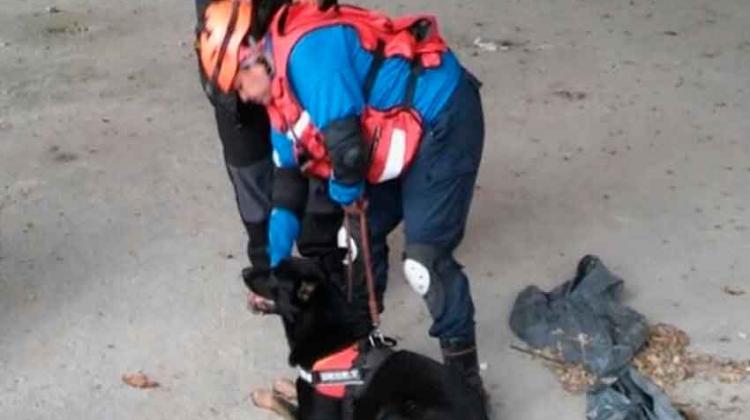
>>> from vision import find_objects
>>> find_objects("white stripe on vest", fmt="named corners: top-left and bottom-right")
top-left (378, 128), bottom-right (406, 182)
top-left (286, 110), bottom-right (311, 142)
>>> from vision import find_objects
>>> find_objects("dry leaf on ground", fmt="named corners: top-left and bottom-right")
top-left (122, 372), bottom-right (160, 389)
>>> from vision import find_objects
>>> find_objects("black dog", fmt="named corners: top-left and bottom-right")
top-left (244, 252), bottom-right (488, 420)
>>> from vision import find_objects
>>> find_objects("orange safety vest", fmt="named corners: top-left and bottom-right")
top-left (265, 3), bottom-right (448, 183)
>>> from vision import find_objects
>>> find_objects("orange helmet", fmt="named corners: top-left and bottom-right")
top-left (196, 0), bottom-right (254, 94)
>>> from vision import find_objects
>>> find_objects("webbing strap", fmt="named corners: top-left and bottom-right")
top-left (362, 40), bottom-right (386, 102)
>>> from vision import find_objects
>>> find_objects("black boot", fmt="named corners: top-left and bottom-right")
top-left (441, 338), bottom-right (490, 419)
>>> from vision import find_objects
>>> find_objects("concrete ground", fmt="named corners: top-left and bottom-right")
top-left (1, 0), bottom-right (748, 419)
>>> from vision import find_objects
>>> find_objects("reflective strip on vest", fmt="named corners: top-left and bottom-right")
top-left (286, 110), bottom-right (311, 142)
top-left (378, 128), bottom-right (406, 182)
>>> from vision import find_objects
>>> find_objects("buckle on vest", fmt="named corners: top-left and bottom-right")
top-left (409, 18), bottom-right (432, 42)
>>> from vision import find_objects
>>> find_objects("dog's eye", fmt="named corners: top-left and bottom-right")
top-left (297, 281), bottom-right (316, 302)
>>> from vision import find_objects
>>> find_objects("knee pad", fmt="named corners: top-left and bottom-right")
top-left (403, 244), bottom-right (446, 319)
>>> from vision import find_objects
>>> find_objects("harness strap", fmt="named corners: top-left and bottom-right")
top-left (402, 58), bottom-right (422, 108)
top-left (401, 17), bottom-right (431, 108)
top-left (362, 40), bottom-right (386, 102)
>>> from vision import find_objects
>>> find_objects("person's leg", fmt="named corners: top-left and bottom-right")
top-left (215, 101), bottom-right (274, 268)
top-left (400, 71), bottom-right (486, 396)
top-left (364, 180), bottom-right (403, 309)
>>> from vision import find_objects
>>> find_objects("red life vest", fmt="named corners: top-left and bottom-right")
top-left (265, 3), bottom-right (448, 183)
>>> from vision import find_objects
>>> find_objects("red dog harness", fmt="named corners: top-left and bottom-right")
top-left (298, 335), bottom-right (396, 400)
top-left (298, 344), bottom-right (362, 399)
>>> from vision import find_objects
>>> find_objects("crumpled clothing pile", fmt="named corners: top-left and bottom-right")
top-left (510, 255), bottom-right (684, 420)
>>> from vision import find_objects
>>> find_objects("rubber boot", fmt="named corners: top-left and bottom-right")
top-left (441, 338), bottom-right (490, 419)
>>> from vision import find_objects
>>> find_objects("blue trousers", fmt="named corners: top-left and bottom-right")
top-left (367, 70), bottom-right (484, 341)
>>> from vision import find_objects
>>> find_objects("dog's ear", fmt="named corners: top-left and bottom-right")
top-left (242, 266), bottom-right (274, 298)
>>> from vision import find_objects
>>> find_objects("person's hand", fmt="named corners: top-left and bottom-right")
top-left (247, 290), bottom-right (276, 314)
top-left (241, 266), bottom-right (276, 314)
top-left (268, 208), bottom-right (300, 267)
top-left (328, 178), bottom-right (364, 206)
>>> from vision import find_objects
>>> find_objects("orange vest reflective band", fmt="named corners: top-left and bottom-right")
top-left (265, 3), bottom-right (448, 183)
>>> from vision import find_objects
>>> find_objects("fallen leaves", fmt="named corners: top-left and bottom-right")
top-left (690, 353), bottom-right (750, 384)
top-left (633, 324), bottom-right (750, 389)
top-left (514, 323), bottom-right (750, 395)
top-left (633, 323), bottom-right (693, 389)
top-left (122, 372), bottom-right (159, 389)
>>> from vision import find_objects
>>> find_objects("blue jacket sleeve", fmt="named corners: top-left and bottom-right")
top-left (268, 129), bottom-right (304, 267)
top-left (287, 27), bottom-right (366, 131)
top-left (268, 207), bottom-right (300, 267)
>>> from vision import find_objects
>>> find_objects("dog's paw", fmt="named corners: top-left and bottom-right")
top-left (272, 378), bottom-right (297, 402)
top-left (251, 388), bottom-right (297, 420)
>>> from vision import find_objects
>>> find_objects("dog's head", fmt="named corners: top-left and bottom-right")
top-left (244, 251), bottom-right (373, 368)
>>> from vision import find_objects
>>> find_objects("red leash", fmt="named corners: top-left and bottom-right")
top-left (344, 199), bottom-right (381, 329)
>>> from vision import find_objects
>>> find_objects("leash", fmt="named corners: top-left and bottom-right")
top-left (343, 199), bottom-right (381, 330)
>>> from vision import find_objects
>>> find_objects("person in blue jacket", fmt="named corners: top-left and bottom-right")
top-left (199, 1), bottom-right (487, 405)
